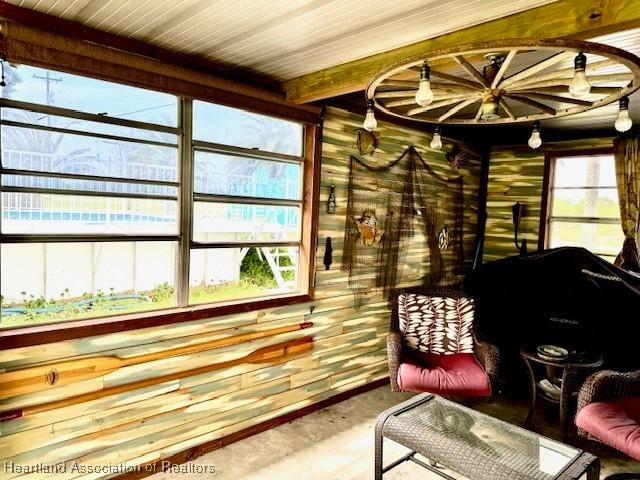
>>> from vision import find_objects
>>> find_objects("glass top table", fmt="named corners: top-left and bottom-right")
top-left (374, 394), bottom-right (600, 480)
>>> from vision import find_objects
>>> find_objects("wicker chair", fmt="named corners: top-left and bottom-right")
top-left (387, 285), bottom-right (500, 395)
top-left (575, 369), bottom-right (640, 476)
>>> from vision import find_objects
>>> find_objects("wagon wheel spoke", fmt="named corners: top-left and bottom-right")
top-left (386, 93), bottom-right (472, 108)
top-left (500, 98), bottom-right (517, 120)
top-left (438, 96), bottom-right (482, 122)
top-left (473, 104), bottom-right (484, 122)
top-left (429, 70), bottom-right (484, 90)
top-left (408, 95), bottom-right (479, 116)
top-left (505, 58), bottom-right (620, 90)
top-left (499, 51), bottom-right (575, 89)
top-left (380, 80), bottom-right (418, 89)
top-left (453, 55), bottom-right (489, 87)
top-left (506, 73), bottom-right (634, 91)
top-left (491, 50), bottom-right (517, 89)
top-left (504, 94), bottom-right (556, 115)
top-left (521, 92), bottom-right (593, 106)
top-left (375, 90), bottom-right (417, 99)
top-left (509, 86), bottom-right (621, 96)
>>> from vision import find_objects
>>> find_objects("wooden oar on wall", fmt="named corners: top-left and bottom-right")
top-left (0, 321), bottom-right (313, 399)
top-left (0, 336), bottom-right (314, 421)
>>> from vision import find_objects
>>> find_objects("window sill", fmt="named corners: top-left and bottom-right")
top-left (0, 293), bottom-right (313, 349)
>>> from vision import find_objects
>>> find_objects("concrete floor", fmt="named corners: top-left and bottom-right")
top-left (152, 386), bottom-right (639, 479)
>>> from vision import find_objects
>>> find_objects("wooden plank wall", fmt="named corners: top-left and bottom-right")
top-left (483, 138), bottom-right (615, 262)
top-left (0, 106), bottom-right (480, 478)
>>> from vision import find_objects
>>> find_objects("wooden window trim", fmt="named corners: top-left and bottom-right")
top-left (538, 147), bottom-right (615, 251)
top-left (0, 119), bottom-right (322, 349)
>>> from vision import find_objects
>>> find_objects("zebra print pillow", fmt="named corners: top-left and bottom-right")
top-left (397, 293), bottom-right (475, 355)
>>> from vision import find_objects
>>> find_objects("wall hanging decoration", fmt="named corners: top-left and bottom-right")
top-left (327, 183), bottom-right (337, 213)
top-left (354, 210), bottom-right (384, 246)
top-left (323, 237), bottom-right (333, 270)
top-left (512, 201), bottom-right (528, 256)
top-left (354, 127), bottom-right (378, 155)
top-left (438, 226), bottom-right (450, 250)
top-left (363, 39), bottom-right (640, 149)
top-left (446, 144), bottom-right (473, 170)
top-left (342, 147), bottom-right (464, 306)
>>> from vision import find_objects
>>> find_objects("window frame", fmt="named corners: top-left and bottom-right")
top-left (0, 83), bottom-right (320, 348)
top-left (539, 147), bottom-right (617, 253)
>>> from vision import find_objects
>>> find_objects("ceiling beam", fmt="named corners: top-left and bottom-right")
top-left (284, 0), bottom-right (640, 104)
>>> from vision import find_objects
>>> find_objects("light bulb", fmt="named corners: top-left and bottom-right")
top-left (615, 97), bottom-right (632, 132)
top-left (416, 80), bottom-right (434, 107)
top-left (528, 122), bottom-right (542, 149)
top-left (569, 53), bottom-right (591, 98)
top-left (415, 62), bottom-right (433, 107)
top-left (363, 100), bottom-right (377, 131)
top-left (430, 127), bottom-right (442, 150)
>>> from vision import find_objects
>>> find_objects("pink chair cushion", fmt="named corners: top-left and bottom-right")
top-left (397, 352), bottom-right (491, 397)
top-left (576, 396), bottom-right (640, 461)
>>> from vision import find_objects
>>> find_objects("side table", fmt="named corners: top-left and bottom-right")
top-left (520, 347), bottom-right (603, 438)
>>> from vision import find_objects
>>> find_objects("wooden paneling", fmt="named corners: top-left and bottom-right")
top-left (3, 0), bottom-right (554, 81)
top-left (482, 137), bottom-right (616, 262)
top-left (0, 107), bottom-right (480, 477)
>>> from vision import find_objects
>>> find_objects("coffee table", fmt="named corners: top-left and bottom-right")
top-left (375, 394), bottom-right (600, 480)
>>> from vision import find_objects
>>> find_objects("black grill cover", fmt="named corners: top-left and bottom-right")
top-left (467, 247), bottom-right (640, 372)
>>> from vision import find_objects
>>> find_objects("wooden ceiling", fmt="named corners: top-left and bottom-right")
top-left (3, 0), bottom-right (640, 134)
top-left (5, 0), bottom-right (555, 80)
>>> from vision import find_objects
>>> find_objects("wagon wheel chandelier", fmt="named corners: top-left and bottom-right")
top-left (363, 39), bottom-right (640, 149)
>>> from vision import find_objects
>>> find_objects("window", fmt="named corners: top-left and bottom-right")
top-left (0, 65), bottom-right (314, 332)
top-left (188, 100), bottom-right (305, 305)
top-left (544, 151), bottom-right (623, 263)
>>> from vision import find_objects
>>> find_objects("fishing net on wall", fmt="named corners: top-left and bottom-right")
top-left (342, 147), bottom-right (464, 307)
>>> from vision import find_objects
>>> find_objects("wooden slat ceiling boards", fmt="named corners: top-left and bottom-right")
top-left (3, 0), bottom-right (640, 131)
top-left (6, 0), bottom-right (555, 80)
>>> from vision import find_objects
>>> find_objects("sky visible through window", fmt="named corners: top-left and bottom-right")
top-left (0, 64), bottom-right (304, 327)
top-left (549, 154), bottom-right (623, 261)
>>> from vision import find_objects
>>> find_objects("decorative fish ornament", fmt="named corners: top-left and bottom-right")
top-left (354, 210), bottom-right (384, 246)
top-left (354, 128), bottom-right (378, 156)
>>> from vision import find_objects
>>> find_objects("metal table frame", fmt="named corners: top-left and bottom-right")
top-left (374, 394), bottom-right (600, 480)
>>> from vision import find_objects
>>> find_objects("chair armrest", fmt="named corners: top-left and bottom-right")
top-left (387, 331), bottom-right (402, 392)
top-left (577, 369), bottom-right (640, 415)
top-left (475, 339), bottom-right (499, 383)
